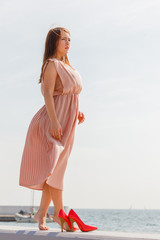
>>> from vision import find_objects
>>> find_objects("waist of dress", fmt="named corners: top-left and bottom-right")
top-left (53, 92), bottom-right (79, 97)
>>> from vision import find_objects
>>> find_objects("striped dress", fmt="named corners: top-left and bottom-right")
top-left (19, 58), bottom-right (82, 191)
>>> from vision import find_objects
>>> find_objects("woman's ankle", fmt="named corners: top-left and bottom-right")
top-left (53, 208), bottom-right (65, 217)
top-left (36, 209), bottom-right (47, 217)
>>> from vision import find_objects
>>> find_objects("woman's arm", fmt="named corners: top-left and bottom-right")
top-left (43, 61), bottom-right (59, 124)
top-left (43, 61), bottom-right (62, 140)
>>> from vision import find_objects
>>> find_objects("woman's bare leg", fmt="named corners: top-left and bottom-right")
top-left (34, 182), bottom-right (52, 230)
top-left (38, 182), bottom-right (52, 215)
top-left (49, 186), bottom-right (64, 215)
top-left (48, 186), bottom-right (71, 230)
top-left (34, 183), bottom-right (69, 230)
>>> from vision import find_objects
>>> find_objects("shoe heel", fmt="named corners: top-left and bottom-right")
top-left (68, 217), bottom-right (75, 231)
top-left (59, 217), bottom-right (65, 232)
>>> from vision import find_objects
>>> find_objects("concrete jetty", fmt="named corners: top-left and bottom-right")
top-left (0, 225), bottom-right (160, 240)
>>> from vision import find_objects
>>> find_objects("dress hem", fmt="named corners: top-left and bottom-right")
top-left (19, 180), bottom-right (64, 191)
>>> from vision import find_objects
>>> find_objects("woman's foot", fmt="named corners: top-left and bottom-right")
top-left (34, 211), bottom-right (49, 230)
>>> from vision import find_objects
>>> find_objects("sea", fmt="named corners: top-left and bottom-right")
top-left (0, 209), bottom-right (160, 234)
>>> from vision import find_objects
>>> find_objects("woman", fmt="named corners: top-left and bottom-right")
top-left (19, 27), bottom-right (97, 232)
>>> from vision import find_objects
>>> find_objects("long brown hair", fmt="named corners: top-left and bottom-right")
top-left (38, 27), bottom-right (71, 84)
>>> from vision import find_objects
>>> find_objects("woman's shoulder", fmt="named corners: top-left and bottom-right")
top-left (48, 58), bottom-right (60, 63)
top-left (44, 60), bottom-right (57, 71)
top-left (47, 58), bottom-right (77, 72)
top-left (42, 60), bottom-right (58, 81)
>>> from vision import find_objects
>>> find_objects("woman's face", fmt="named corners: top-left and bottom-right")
top-left (57, 31), bottom-right (71, 56)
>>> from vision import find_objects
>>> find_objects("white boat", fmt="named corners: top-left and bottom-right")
top-left (15, 210), bottom-right (53, 223)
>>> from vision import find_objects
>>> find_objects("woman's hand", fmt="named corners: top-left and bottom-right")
top-left (50, 120), bottom-right (63, 140)
top-left (78, 111), bottom-right (85, 125)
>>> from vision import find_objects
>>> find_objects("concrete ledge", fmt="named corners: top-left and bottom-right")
top-left (0, 225), bottom-right (160, 240)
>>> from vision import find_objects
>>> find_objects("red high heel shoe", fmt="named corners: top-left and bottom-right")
top-left (58, 209), bottom-right (79, 232)
top-left (68, 209), bottom-right (98, 232)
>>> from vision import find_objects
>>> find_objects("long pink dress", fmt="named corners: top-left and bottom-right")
top-left (19, 58), bottom-right (82, 191)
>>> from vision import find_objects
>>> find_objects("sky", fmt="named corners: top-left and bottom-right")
top-left (0, 0), bottom-right (160, 209)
